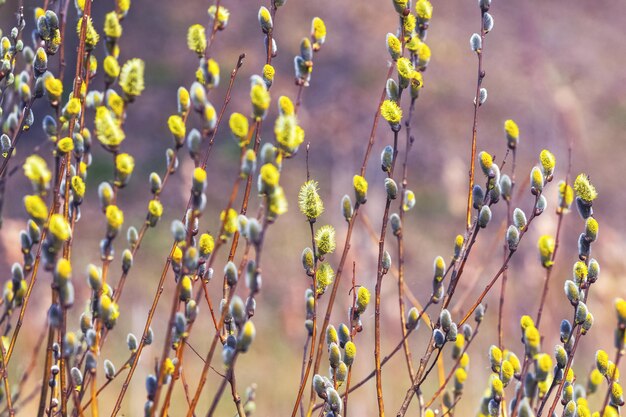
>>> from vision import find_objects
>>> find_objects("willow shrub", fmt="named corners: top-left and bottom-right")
top-left (0, 0), bottom-right (622, 417)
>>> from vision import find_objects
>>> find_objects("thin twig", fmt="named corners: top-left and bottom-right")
top-left (424, 319), bottom-right (484, 408)
top-left (542, 327), bottom-right (582, 417)
top-left (0, 331), bottom-right (15, 416)
top-left (373, 127), bottom-right (400, 416)
top-left (465, 9), bottom-right (487, 228)
top-left (0, 99), bottom-right (35, 178)
top-left (498, 148), bottom-right (516, 350)
top-left (343, 262), bottom-right (358, 417)
top-left (535, 146), bottom-right (572, 329)
top-left (459, 194), bottom-right (543, 327)
top-left (311, 305), bottom-right (432, 413)
top-left (304, 62), bottom-right (394, 417)
top-left (396, 97), bottom-right (417, 382)
top-left (110, 54), bottom-right (245, 417)
top-left (289, 220), bottom-right (320, 417)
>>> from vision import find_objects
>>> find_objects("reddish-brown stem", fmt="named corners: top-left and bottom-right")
top-left (109, 244), bottom-right (175, 417)
top-left (150, 257), bottom-right (189, 414)
top-left (424, 322), bottom-right (483, 409)
top-left (229, 367), bottom-right (246, 417)
top-left (57, 4), bottom-right (92, 413)
top-left (294, 84), bottom-right (305, 115)
top-left (36, 325), bottom-right (55, 417)
top-left (343, 262), bottom-right (358, 417)
top-left (79, 359), bottom-right (130, 412)
top-left (265, 3), bottom-right (277, 65)
top-left (31, 153), bottom-right (69, 417)
top-left (373, 128), bottom-right (400, 417)
top-left (298, 334), bottom-right (311, 417)
top-left (111, 55), bottom-right (245, 417)
top-left (535, 247), bottom-right (593, 417)
top-left (459, 194), bottom-right (543, 326)
top-left (443, 176), bottom-right (500, 314)
top-left (200, 54), bottom-right (246, 170)
top-left (167, 122), bottom-right (255, 412)
top-left (534, 213), bottom-right (563, 328)
top-left (442, 221), bottom-right (481, 310)
top-left (148, 207), bottom-right (201, 414)
top-left (90, 369), bottom-right (97, 417)
top-left (417, 347), bottom-right (443, 388)
top-left (304, 204), bottom-right (360, 417)
top-left (543, 327), bottom-right (582, 417)
top-left (290, 220), bottom-right (319, 417)
top-left (498, 149), bottom-right (516, 350)
top-left (201, 280), bottom-right (222, 336)
top-left (305, 62), bottom-right (393, 417)
top-left (311, 300), bottom-right (433, 414)
top-left (0, 326), bottom-right (45, 415)
top-left (222, 122), bottom-right (260, 300)
top-left (360, 212), bottom-right (432, 327)
top-left (0, 331), bottom-right (15, 416)
top-left (311, 323), bottom-right (424, 413)
top-left (205, 0), bottom-right (223, 60)
top-left (536, 147), bottom-right (572, 328)
top-left (360, 65), bottom-right (394, 178)
top-left (465, 12), bottom-right (487, 229)
top-left (189, 209), bottom-right (270, 417)
top-left (159, 339), bottom-right (185, 417)
top-left (399, 191), bottom-right (541, 416)
top-left (186, 285), bottom-right (235, 416)
top-left (460, 252), bottom-right (512, 327)
top-left (397, 97), bottom-right (417, 382)
top-left (206, 354), bottom-right (239, 417)
top-left (0, 99), bottom-right (35, 178)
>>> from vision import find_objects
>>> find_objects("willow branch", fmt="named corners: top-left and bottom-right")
top-left (465, 10), bottom-right (487, 228)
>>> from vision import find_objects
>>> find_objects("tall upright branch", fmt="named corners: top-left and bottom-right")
top-left (374, 128), bottom-right (400, 417)
top-left (304, 63), bottom-right (394, 417)
top-left (465, 7), bottom-right (488, 229)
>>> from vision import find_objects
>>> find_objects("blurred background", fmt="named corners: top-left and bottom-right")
top-left (1, 0), bottom-right (626, 415)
